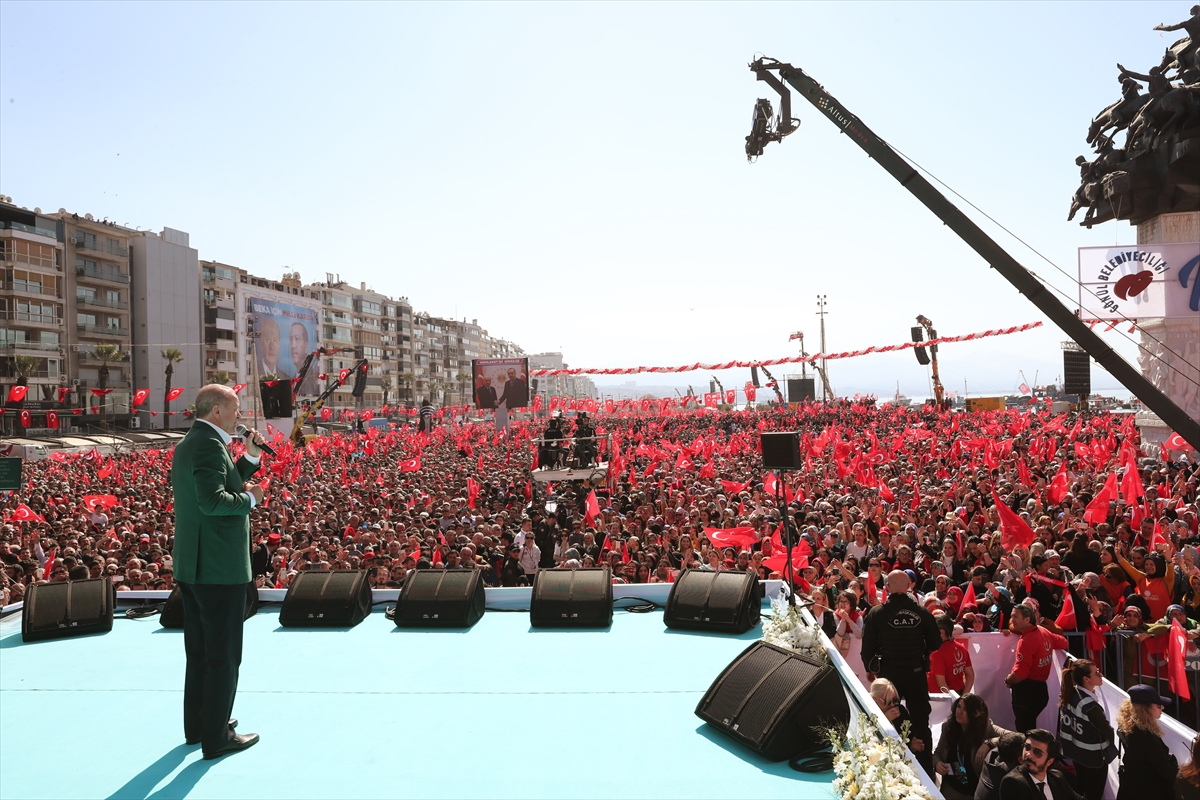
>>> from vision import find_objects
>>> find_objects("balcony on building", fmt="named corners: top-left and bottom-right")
top-left (75, 262), bottom-right (129, 284)
top-left (77, 323), bottom-right (129, 338)
top-left (72, 234), bottom-right (128, 258)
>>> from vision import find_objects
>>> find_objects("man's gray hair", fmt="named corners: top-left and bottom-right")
top-left (195, 384), bottom-right (236, 419)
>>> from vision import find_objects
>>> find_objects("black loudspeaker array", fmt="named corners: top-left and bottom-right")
top-left (160, 583), bottom-right (260, 629)
top-left (395, 569), bottom-right (486, 628)
top-left (351, 363), bottom-right (369, 398)
top-left (663, 570), bottom-right (761, 634)
top-left (911, 326), bottom-right (930, 365)
top-left (529, 568), bottom-right (613, 628)
top-left (22, 578), bottom-right (114, 642)
top-left (279, 570), bottom-right (372, 628)
top-left (695, 641), bottom-right (850, 761)
top-left (1063, 349), bottom-right (1091, 399)
top-left (786, 378), bottom-right (815, 403)
top-left (259, 380), bottom-right (294, 419)
top-left (760, 431), bottom-right (802, 471)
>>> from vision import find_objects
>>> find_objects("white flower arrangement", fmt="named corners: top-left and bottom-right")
top-left (760, 589), bottom-right (826, 660)
top-left (829, 714), bottom-right (934, 800)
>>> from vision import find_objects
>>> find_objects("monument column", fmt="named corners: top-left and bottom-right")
top-left (1135, 211), bottom-right (1200, 459)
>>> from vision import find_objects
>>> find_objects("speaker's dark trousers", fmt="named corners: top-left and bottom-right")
top-left (882, 664), bottom-right (933, 774)
top-left (1074, 762), bottom-right (1107, 800)
top-left (180, 582), bottom-right (246, 753)
top-left (1011, 678), bottom-right (1049, 733)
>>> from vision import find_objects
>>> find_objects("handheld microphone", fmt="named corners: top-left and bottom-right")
top-left (235, 424), bottom-right (276, 457)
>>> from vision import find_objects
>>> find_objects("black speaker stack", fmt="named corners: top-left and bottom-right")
top-left (760, 431), bottom-right (802, 471)
top-left (278, 570), bottom-right (372, 628)
top-left (695, 641), bottom-right (850, 761)
top-left (1063, 349), bottom-right (1091, 399)
top-left (21, 578), bottom-right (114, 642)
top-left (394, 570), bottom-right (486, 628)
top-left (663, 570), bottom-right (761, 634)
top-left (529, 568), bottom-right (613, 628)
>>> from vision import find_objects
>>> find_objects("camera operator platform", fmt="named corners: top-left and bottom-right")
top-left (531, 412), bottom-right (610, 484)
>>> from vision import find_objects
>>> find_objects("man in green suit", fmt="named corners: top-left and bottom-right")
top-left (172, 384), bottom-right (266, 759)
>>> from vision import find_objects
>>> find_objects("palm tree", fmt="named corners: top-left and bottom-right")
top-left (162, 348), bottom-right (184, 430)
top-left (455, 370), bottom-right (471, 406)
top-left (429, 378), bottom-right (445, 407)
top-left (212, 370), bottom-right (232, 386)
top-left (399, 371), bottom-right (415, 407)
top-left (380, 375), bottom-right (392, 407)
top-left (12, 355), bottom-right (39, 435)
top-left (92, 343), bottom-right (123, 427)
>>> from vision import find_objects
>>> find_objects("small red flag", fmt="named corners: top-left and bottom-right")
top-left (1055, 589), bottom-right (1077, 630)
top-left (1047, 460), bottom-right (1069, 505)
top-left (1083, 472), bottom-right (1118, 524)
top-left (46, 410), bottom-right (59, 429)
top-left (399, 458), bottom-right (421, 472)
top-left (232, 383), bottom-right (246, 394)
top-left (6, 385), bottom-right (28, 403)
top-left (132, 389), bottom-right (150, 407)
top-left (584, 490), bottom-right (600, 525)
top-left (88, 388), bottom-right (114, 397)
top-left (993, 491), bottom-right (1035, 551)
top-left (1170, 619), bottom-right (1192, 701)
top-left (166, 387), bottom-right (184, 402)
top-left (19, 409), bottom-right (31, 428)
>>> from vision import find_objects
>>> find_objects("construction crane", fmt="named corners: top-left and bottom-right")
top-left (789, 331), bottom-right (832, 401)
top-left (291, 347), bottom-right (351, 405)
top-left (758, 365), bottom-right (786, 405)
top-left (745, 55), bottom-right (1200, 450)
top-left (290, 359), bottom-right (369, 447)
top-left (914, 315), bottom-right (945, 405)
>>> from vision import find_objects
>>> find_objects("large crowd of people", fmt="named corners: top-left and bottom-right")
top-left (2, 399), bottom-right (1198, 796)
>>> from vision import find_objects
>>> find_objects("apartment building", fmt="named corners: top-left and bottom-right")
top-left (199, 260), bottom-right (240, 385)
top-left (527, 351), bottom-right (597, 404)
top-left (130, 227), bottom-right (202, 428)
top-left (0, 201), bottom-right (66, 433)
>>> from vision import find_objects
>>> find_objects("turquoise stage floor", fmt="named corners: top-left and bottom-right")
top-left (0, 602), bottom-right (838, 800)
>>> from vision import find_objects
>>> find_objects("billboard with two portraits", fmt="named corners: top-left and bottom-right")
top-left (472, 357), bottom-right (529, 409)
top-left (247, 294), bottom-right (322, 396)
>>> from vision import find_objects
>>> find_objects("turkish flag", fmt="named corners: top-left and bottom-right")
top-left (166, 387), bottom-right (184, 402)
top-left (46, 410), bottom-right (59, 429)
top-left (1047, 460), bottom-right (1069, 505)
top-left (745, 385), bottom-right (756, 402)
top-left (232, 383), bottom-right (246, 394)
top-left (82, 494), bottom-right (119, 511)
top-left (399, 458), bottom-right (421, 472)
top-left (1169, 619), bottom-right (1192, 701)
top-left (584, 490), bottom-right (600, 525)
top-left (57, 387), bottom-right (71, 403)
top-left (6, 385), bottom-right (28, 403)
top-left (993, 491), bottom-right (1035, 550)
top-left (1019, 382), bottom-right (1031, 395)
top-left (721, 480), bottom-right (750, 495)
top-left (703, 393), bottom-right (717, 408)
top-left (706, 526), bottom-right (759, 551)
top-left (1055, 589), bottom-right (1077, 630)
top-left (467, 477), bottom-right (479, 509)
top-left (724, 389), bottom-right (736, 405)
top-left (320, 407), bottom-right (332, 420)
top-left (961, 582), bottom-right (978, 613)
top-left (318, 373), bottom-right (328, 382)
top-left (604, 399), bottom-right (614, 414)
top-left (97, 459), bottom-right (115, 479)
top-left (88, 388), bottom-right (113, 397)
top-left (360, 410), bottom-right (374, 422)
top-left (1165, 432), bottom-right (1191, 451)
top-left (675, 451), bottom-right (693, 471)
top-left (19, 410), bottom-right (31, 428)
top-left (338, 369), bottom-right (350, 385)
top-left (1083, 472), bottom-right (1118, 524)
top-left (8, 503), bottom-right (45, 523)
top-left (879, 483), bottom-right (895, 504)
top-left (132, 389), bottom-right (150, 406)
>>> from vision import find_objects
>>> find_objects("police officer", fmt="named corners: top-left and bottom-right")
top-left (861, 569), bottom-right (941, 774)
top-left (1056, 659), bottom-right (1115, 800)
top-left (574, 412), bottom-right (596, 467)
top-left (540, 416), bottom-right (565, 469)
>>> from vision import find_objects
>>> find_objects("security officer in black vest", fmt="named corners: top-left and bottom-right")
top-left (1056, 659), bottom-right (1115, 800)
top-left (861, 569), bottom-right (940, 774)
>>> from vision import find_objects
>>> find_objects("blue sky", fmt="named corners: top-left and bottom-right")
top-left (0, 2), bottom-right (1186, 398)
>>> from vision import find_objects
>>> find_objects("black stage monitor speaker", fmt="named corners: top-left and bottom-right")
top-left (22, 578), bottom-right (114, 642)
top-left (395, 569), bottom-right (486, 628)
top-left (279, 570), bottom-right (372, 628)
top-left (259, 380), bottom-right (293, 419)
top-left (1063, 349), bottom-right (1091, 398)
top-left (696, 640), bottom-right (850, 761)
top-left (760, 431), bottom-right (802, 471)
top-left (160, 583), bottom-right (260, 629)
top-left (786, 378), bottom-right (815, 403)
top-left (529, 567), bottom-right (612, 628)
top-left (911, 326), bottom-right (930, 365)
top-left (664, 570), bottom-right (761, 634)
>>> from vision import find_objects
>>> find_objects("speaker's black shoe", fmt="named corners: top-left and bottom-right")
top-left (203, 732), bottom-right (259, 760)
top-left (186, 719), bottom-right (238, 746)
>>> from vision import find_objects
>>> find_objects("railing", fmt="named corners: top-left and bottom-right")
top-left (0, 341), bottom-right (60, 352)
top-left (75, 264), bottom-right (129, 283)
top-left (72, 237), bottom-right (127, 257)
top-left (75, 295), bottom-right (129, 310)
top-left (76, 323), bottom-right (128, 336)
top-left (0, 311), bottom-right (61, 325)
top-left (77, 351), bottom-right (130, 362)
top-left (0, 220), bottom-right (57, 239)
top-left (1, 281), bottom-right (60, 298)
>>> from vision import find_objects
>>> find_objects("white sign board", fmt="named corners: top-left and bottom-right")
top-left (1078, 242), bottom-right (1200, 320)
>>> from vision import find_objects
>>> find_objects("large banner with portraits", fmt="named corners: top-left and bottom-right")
top-left (472, 357), bottom-right (530, 409)
top-left (246, 295), bottom-right (322, 396)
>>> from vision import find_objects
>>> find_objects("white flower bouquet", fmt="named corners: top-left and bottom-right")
top-left (760, 589), bottom-right (826, 660)
top-left (829, 714), bottom-right (934, 800)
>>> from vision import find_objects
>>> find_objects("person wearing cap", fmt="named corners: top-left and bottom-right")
top-left (1115, 684), bottom-right (1177, 800)
top-left (861, 570), bottom-right (941, 774)
top-left (1005, 603), bottom-right (1069, 733)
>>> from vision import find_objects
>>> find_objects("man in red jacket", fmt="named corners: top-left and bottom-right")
top-left (1005, 603), bottom-right (1068, 732)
